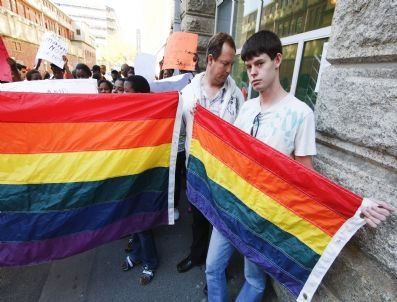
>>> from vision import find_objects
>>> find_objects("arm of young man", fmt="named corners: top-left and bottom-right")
top-left (295, 155), bottom-right (314, 170)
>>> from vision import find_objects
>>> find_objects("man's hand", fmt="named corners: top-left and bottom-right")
top-left (362, 200), bottom-right (395, 228)
top-left (190, 99), bottom-right (200, 116)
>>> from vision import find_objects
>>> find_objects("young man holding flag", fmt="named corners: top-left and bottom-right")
top-left (205, 30), bottom-right (394, 302)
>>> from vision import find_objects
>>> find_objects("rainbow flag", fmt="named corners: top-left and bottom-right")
top-left (187, 106), bottom-right (369, 301)
top-left (0, 91), bottom-right (181, 266)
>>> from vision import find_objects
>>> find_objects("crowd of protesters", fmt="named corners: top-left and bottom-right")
top-left (3, 54), bottom-right (177, 95)
top-left (1, 30), bottom-right (394, 301)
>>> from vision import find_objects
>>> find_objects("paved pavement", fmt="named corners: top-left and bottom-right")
top-left (0, 194), bottom-right (263, 302)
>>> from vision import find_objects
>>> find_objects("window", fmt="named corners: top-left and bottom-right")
top-left (260, 0), bottom-right (335, 38)
top-left (216, 0), bottom-right (233, 33)
top-left (295, 38), bottom-right (328, 109)
top-left (233, 0), bottom-right (260, 49)
top-left (76, 29), bottom-right (81, 35)
top-left (279, 43), bottom-right (298, 92)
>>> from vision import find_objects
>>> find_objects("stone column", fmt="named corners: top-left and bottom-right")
top-left (311, 0), bottom-right (396, 301)
top-left (180, 0), bottom-right (216, 71)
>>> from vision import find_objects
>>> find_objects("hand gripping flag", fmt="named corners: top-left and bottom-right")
top-left (0, 91), bottom-right (182, 266)
top-left (187, 106), bottom-right (371, 301)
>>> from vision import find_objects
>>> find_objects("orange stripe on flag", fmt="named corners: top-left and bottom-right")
top-left (0, 119), bottom-right (174, 154)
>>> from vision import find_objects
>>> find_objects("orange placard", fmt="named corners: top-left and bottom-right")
top-left (163, 32), bottom-right (198, 71)
top-left (0, 36), bottom-right (12, 82)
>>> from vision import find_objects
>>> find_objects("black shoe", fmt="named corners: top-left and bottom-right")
top-left (177, 256), bottom-right (198, 273)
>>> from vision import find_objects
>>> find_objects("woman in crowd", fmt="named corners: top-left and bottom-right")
top-left (112, 78), bottom-right (125, 93)
top-left (75, 63), bottom-right (92, 79)
top-left (98, 79), bottom-right (113, 93)
top-left (124, 75), bottom-right (150, 93)
top-left (121, 75), bottom-right (158, 286)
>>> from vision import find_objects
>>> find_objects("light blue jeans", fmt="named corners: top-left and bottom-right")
top-left (206, 228), bottom-right (267, 302)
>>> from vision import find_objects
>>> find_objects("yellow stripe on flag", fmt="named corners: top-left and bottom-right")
top-left (0, 144), bottom-right (171, 184)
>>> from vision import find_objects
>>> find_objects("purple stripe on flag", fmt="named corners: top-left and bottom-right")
top-left (0, 210), bottom-right (168, 267)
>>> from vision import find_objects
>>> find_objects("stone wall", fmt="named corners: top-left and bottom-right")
top-left (180, 0), bottom-right (216, 71)
top-left (297, 0), bottom-right (397, 301)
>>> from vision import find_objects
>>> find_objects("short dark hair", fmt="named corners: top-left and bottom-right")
top-left (125, 75), bottom-right (150, 93)
top-left (26, 69), bottom-right (41, 81)
top-left (111, 70), bottom-right (119, 75)
top-left (127, 66), bottom-right (135, 75)
top-left (75, 63), bottom-right (92, 77)
top-left (92, 65), bottom-right (101, 73)
top-left (98, 79), bottom-right (113, 91)
top-left (241, 30), bottom-right (282, 61)
top-left (206, 32), bottom-right (236, 63)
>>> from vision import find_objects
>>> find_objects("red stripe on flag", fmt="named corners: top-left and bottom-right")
top-left (0, 92), bottom-right (178, 122)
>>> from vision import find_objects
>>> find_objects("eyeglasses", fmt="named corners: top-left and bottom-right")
top-left (250, 113), bottom-right (261, 137)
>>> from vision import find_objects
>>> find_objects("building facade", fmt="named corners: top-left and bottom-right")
top-left (53, 0), bottom-right (118, 48)
top-left (0, 0), bottom-right (96, 70)
top-left (179, 0), bottom-right (396, 301)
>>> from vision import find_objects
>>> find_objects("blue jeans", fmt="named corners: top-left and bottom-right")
top-left (129, 230), bottom-right (158, 270)
top-left (206, 228), bottom-right (266, 302)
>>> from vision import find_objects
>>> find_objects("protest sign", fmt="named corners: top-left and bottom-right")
top-left (134, 53), bottom-right (156, 82)
top-left (0, 79), bottom-right (98, 94)
top-left (163, 32), bottom-right (198, 71)
top-left (149, 73), bottom-right (193, 92)
top-left (0, 37), bottom-right (12, 82)
top-left (36, 32), bottom-right (68, 69)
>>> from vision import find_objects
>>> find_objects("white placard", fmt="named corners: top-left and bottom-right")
top-left (0, 79), bottom-right (98, 94)
top-left (134, 53), bottom-right (156, 82)
top-left (36, 32), bottom-right (68, 69)
top-left (149, 73), bottom-right (194, 92)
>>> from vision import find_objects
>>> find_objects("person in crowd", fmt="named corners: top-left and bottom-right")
top-left (6, 57), bottom-right (22, 82)
top-left (100, 64), bottom-right (110, 80)
top-left (120, 63), bottom-right (130, 78)
top-left (43, 71), bottom-right (51, 80)
top-left (205, 30), bottom-right (395, 302)
top-left (113, 78), bottom-right (125, 93)
top-left (75, 63), bottom-right (92, 79)
top-left (127, 66), bottom-right (135, 77)
top-left (124, 75), bottom-right (150, 93)
top-left (50, 55), bottom-right (73, 80)
top-left (177, 32), bottom-right (244, 274)
top-left (26, 69), bottom-right (42, 81)
top-left (97, 79), bottom-right (113, 93)
top-left (121, 75), bottom-right (158, 285)
top-left (111, 69), bottom-right (119, 84)
top-left (16, 63), bottom-right (27, 80)
top-left (162, 69), bottom-right (174, 79)
top-left (92, 64), bottom-right (104, 81)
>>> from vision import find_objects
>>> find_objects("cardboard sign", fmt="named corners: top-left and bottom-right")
top-left (134, 53), bottom-right (156, 82)
top-left (0, 79), bottom-right (98, 94)
top-left (163, 32), bottom-right (198, 71)
top-left (36, 32), bottom-right (68, 69)
top-left (0, 37), bottom-right (12, 82)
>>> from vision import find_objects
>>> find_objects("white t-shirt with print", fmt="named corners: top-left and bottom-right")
top-left (234, 94), bottom-right (316, 157)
